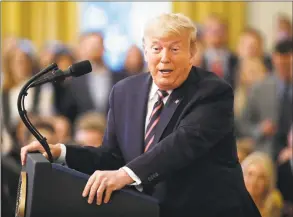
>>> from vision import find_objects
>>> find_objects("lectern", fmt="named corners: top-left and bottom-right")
top-left (15, 153), bottom-right (160, 217)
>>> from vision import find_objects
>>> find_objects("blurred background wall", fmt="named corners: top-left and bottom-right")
top-left (2, 1), bottom-right (291, 51)
top-left (247, 2), bottom-right (293, 52)
top-left (1, 2), bottom-right (78, 48)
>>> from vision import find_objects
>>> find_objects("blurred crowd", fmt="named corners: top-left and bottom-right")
top-left (1, 13), bottom-right (292, 217)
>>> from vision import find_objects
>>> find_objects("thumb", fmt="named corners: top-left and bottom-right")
top-left (42, 152), bottom-right (48, 160)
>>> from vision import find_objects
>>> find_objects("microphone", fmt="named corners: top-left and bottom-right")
top-left (31, 60), bottom-right (92, 87)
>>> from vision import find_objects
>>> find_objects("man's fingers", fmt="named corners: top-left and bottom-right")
top-left (21, 141), bottom-right (44, 165)
top-left (83, 173), bottom-right (96, 198)
top-left (88, 180), bottom-right (100, 204)
top-left (42, 152), bottom-right (48, 159)
top-left (21, 148), bottom-right (28, 166)
top-left (104, 185), bottom-right (114, 204)
top-left (96, 181), bottom-right (107, 205)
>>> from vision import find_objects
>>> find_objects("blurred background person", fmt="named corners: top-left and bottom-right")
top-left (63, 32), bottom-right (125, 123)
top-left (277, 126), bottom-right (293, 217)
top-left (201, 14), bottom-right (238, 89)
top-left (38, 41), bottom-right (63, 69)
top-left (237, 27), bottom-right (273, 71)
top-left (275, 14), bottom-right (292, 43)
top-left (50, 115), bottom-right (72, 144)
top-left (26, 120), bottom-right (58, 145)
top-left (74, 111), bottom-right (106, 147)
top-left (234, 57), bottom-right (267, 119)
top-left (242, 152), bottom-right (283, 217)
top-left (236, 40), bottom-right (292, 159)
top-left (51, 45), bottom-right (76, 117)
top-left (2, 39), bottom-right (55, 148)
top-left (1, 35), bottom-right (18, 83)
top-left (117, 44), bottom-right (145, 76)
top-left (53, 45), bottom-right (75, 71)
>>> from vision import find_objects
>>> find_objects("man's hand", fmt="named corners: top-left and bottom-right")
top-left (82, 169), bottom-right (134, 205)
top-left (21, 141), bottom-right (62, 165)
top-left (278, 147), bottom-right (293, 164)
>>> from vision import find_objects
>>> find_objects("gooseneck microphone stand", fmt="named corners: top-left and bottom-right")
top-left (17, 63), bottom-right (58, 163)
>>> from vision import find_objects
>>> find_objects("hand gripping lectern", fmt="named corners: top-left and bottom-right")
top-left (15, 153), bottom-right (160, 217)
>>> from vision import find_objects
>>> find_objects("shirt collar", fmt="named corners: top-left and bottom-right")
top-left (149, 81), bottom-right (172, 100)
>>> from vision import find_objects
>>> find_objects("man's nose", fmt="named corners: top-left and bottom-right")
top-left (160, 49), bottom-right (171, 63)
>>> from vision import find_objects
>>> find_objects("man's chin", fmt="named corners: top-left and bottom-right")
top-left (155, 79), bottom-right (175, 90)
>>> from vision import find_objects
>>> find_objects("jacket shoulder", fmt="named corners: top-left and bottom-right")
top-left (113, 73), bottom-right (149, 90)
top-left (194, 67), bottom-right (233, 96)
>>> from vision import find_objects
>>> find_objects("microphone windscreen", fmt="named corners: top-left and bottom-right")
top-left (71, 60), bottom-right (92, 77)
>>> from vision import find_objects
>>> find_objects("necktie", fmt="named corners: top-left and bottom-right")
top-left (144, 89), bottom-right (169, 152)
top-left (211, 58), bottom-right (224, 78)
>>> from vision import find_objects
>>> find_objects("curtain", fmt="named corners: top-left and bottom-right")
top-left (172, 2), bottom-right (246, 51)
top-left (1, 2), bottom-right (78, 49)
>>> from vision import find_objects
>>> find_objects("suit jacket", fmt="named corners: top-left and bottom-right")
top-left (236, 75), bottom-right (292, 158)
top-left (65, 67), bottom-right (261, 217)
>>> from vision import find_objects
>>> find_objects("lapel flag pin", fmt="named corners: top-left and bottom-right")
top-left (175, 99), bottom-right (180, 104)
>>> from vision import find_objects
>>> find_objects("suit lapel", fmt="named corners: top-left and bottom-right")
top-left (152, 67), bottom-right (199, 147)
top-left (131, 74), bottom-right (152, 156)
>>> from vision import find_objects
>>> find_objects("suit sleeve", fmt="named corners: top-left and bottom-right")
top-left (126, 83), bottom-right (234, 186)
top-left (65, 86), bottom-right (125, 175)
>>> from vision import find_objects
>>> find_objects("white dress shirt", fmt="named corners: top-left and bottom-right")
top-left (56, 81), bottom-right (172, 190)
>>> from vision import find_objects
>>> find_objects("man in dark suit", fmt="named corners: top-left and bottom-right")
top-left (21, 13), bottom-right (261, 217)
top-left (201, 14), bottom-right (238, 89)
top-left (61, 31), bottom-right (127, 123)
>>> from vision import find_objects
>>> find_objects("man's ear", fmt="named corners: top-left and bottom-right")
top-left (143, 45), bottom-right (148, 62)
top-left (142, 37), bottom-right (148, 62)
top-left (189, 42), bottom-right (197, 63)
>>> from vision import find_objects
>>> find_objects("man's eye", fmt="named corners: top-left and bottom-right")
top-left (172, 48), bottom-right (179, 52)
top-left (152, 47), bottom-right (160, 51)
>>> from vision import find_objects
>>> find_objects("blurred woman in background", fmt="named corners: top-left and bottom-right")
top-left (234, 57), bottom-right (267, 118)
top-left (242, 152), bottom-right (283, 217)
top-left (237, 27), bottom-right (273, 71)
top-left (1, 39), bottom-right (55, 158)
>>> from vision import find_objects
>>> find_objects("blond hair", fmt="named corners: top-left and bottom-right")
top-left (75, 112), bottom-right (106, 134)
top-left (241, 152), bottom-right (283, 217)
top-left (143, 13), bottom-right (197, 55)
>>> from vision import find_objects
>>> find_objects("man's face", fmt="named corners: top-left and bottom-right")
top-left (144, 32), bottom-right (193, 90)
top-left (204, 19), bottom-right (226, 48)
top-left (238, 34), bottom-right (261, 58)
top-left (79, 35), bottom-right (104, 62)
top-left (273, 52), bottom-right (293, 81)
top-left (12, 50), bottom-right (33, 82)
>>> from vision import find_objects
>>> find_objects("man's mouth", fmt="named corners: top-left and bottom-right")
top-left (159, 69), bottom-right (173, 74)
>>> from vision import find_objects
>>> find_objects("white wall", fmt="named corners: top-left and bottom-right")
top-left (247, 2), bottom-right (292, 52)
